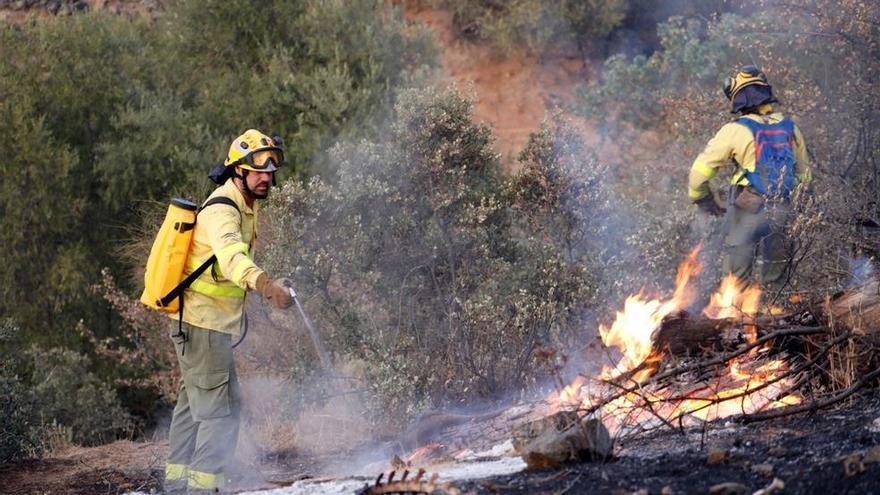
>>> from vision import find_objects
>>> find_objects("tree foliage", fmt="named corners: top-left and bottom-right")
top-left (0, 0), bottom-right (433, 448)
top-left (573, 0), bottom-right (880, 294)
top-left (260, 88), bottom-right (605, 424)
top-left (443, 0), bottom-right (628, 55)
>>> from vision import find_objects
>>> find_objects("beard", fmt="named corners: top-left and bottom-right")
top-left (239, 173), bottom-right (270, 200)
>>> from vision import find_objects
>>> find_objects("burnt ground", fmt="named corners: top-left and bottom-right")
top-left (1, 394), bottom-right (879, 494)
top-left (458, 394), bottom-right (880, 494)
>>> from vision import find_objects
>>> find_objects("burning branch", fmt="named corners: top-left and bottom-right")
top-left (550, 245), bottom-right (880, 436)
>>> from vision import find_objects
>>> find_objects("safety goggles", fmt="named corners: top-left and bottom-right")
top-left (233, 147), bottom-right (285, 171)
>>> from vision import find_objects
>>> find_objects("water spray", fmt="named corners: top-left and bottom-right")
top-left (284, 281), bottom-right (332, 368)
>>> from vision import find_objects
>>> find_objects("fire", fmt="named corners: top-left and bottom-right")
top-left (599, 245), bottom-right (703, 382)
top-left (703, 274), bottom-right (762, 321)
top-left (550, 246), bottom-right (802, 433)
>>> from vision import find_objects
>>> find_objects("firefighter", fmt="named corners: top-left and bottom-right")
top-left (164, 130), bottom-right (293, 493)
top-left (688, 65), bottom-right (812, 285)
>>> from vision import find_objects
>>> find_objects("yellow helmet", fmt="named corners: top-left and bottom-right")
top-left (722, 65), bottom-right (770, 101)
top-left (224, 129), bottom-right (285, 172)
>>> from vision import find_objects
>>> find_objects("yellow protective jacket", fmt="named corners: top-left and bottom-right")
top-left (169, 179), bottom-right (266, 334)
top-left (688, 105), bottom-right (812, 201)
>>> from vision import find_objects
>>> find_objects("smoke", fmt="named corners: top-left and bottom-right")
top-left (848, 255), bottom-right (876, 288)
top-left (232, 0), bottom-right (760, 475)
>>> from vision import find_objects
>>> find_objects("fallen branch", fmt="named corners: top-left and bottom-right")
top-left (739, 366), bottom-right (880, 423)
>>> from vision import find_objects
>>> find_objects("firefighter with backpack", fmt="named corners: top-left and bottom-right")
top-left (141, 129), bottom-right (293, 493)
top-left (689, 65), bottom-right (813, 286)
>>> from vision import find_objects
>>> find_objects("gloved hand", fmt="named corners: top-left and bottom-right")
top-left (694, 195), bottom-right (726, 217)
top-left (255, 273), bottom-right (293, 310)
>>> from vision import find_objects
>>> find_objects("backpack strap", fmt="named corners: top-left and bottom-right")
top-left (199, 196), bottom-right (239, 213)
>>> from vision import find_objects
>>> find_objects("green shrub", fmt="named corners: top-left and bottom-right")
top-left (572, 1), bottom-right (880, 295)
top-left (27, 347), bottom-right (134, 446)
top-left (0, 321), bottom-right (43, 463)
top-left (444, 0), bottom-right (628, 55)
top-left (0, 0), bottom-right (434, 435)
top-left (261, 88), bottom-right (600, 426)
top-left (0, 373), bottom-right (42, 463)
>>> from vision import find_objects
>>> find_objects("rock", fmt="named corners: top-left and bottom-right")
top-left (706, 448), bottom-right (730, 465)
top-left (864, 446), bottom-right (880, 463)
top-left (45, 0), bottom-right (60, 14)
top-left (842, 452), bottom-right (864, 478)
top-left (518, 417), bottom-right (612, 469)
top-left (766, 446), bottom-right (787, 458)
top-left (842, 446), bottom-right (880, 478)
top-left (661, 486), bottom-right (674, 495)
top-left (71, 0), bottom-right (87, 13)
top-left (708, 482), bottom-right (749, 495)
top-left (869, 416), bottom-right (880, 433)
top-left (750, 463), bottom-right (774, 477)
top-left (753, 478), bottom-right (785, 495)
top-left (512, 410), bottom-right (580, 453)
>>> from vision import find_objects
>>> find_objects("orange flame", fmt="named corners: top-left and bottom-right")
top-left (550, 246), bottom-right (801, 433)
top-left (599, 245), bottom-right (703, 382)
top-left (703, 274), bottom-right (762, 321)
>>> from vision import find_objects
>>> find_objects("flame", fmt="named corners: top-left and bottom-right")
top-left (703, 274), bottom-right (762, 320)
top-left (548, 246), bottom-right (802, 434)
top-left (599, 245), bottom-right (703, 382)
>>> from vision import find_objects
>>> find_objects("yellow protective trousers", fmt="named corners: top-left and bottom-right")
top-left (165, 321), bottom-right (241, 492)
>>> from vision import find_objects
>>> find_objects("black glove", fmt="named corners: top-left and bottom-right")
top-left (694, 195), bottom-right (726, 217)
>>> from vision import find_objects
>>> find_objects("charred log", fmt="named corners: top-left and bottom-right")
top-left (827, 279), bottom-right (880, 338)
top-left (652, 311), bottom-right (806, 357)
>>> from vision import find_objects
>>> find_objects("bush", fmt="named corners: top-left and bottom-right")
top-left (0, 0), bottom-right (434, 436)
top-left (572, 1), bottom-right (880, 296)
top-left (444, 0), bottom-right (628, 55)
top-left (26, 347), bottom-right (134, 446)
top-left (0, 321), bottom-right (42, 463)
top-left (260, 88), bottom-right (605, 427)
top-left (1, 320), bottom-right (131, 459)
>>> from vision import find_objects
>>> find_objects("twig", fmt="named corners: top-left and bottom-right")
top-left (740, 366), bottom-right (880, 423)
top-left (554, 472), bottom-right (583, 495)
top-left (579, 326), bottom-right (826, 417)
top-left (603, 379), bottom-right (681, 433)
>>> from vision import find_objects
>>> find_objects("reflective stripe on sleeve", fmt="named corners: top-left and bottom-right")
top-left (688, 187), bottom-right (708, 200)
top-left (189, 279), bottom-right (246, 298)
top-left (188, 469), bottom-right (225, 490)
top-left (230, 257), bottom-right (258, 285)
top-left (219, 242), bottom-right (249, 258)
top-left (730, 169), bottom-right (750, 186)
top-left (691, 160), bottom-right (717, 179)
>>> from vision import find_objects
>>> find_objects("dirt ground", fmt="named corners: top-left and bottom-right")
top-left (403, 3), bottom-right (591, 168)
top-left (2, 393), bottom-right (879, 494)
top-left (0, 440), bottom-right (166, 495)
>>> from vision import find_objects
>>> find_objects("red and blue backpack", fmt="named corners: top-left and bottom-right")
top-left (737, 116), bottom-right (797, 198)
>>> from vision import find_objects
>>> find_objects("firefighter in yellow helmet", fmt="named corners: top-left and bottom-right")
top-left (164, 129), bottom-right (293, 493)
top-left (688, 66), bottom-right (812, 285)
